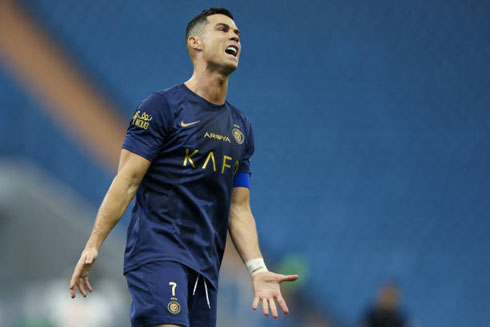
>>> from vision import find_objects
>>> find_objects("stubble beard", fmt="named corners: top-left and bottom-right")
top-left (205, 53), bottom-right (238, 77)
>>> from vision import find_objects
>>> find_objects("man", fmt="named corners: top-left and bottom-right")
top-left (363, 282), bottom-right (409, 327)
top-left (69, 8), bottom-right (298, 327)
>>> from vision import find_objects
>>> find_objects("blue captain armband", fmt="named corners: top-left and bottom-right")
top-left (233, 172), bottom-right (251, 188)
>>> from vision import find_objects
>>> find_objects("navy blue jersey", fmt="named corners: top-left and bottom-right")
top-left (122, 84), bottom-right (254, 288)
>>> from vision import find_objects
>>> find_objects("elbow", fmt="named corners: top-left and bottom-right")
top-left (112, 172), bottom-right (142, 199)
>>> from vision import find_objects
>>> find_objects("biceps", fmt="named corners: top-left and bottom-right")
top-left (117, 149), bottom-right (151, 187)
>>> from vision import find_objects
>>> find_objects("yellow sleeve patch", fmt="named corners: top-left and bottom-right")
top-left (131, 110), bottom-right (153, 130)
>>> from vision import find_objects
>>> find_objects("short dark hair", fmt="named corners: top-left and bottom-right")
top-left (185, 8), bottom-right (234, 41)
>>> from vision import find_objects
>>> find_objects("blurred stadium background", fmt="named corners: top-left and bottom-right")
top-left (1, 0), bottom-right (490, 326)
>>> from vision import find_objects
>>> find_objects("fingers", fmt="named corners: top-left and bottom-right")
top-left (262, 297), bottom-right (269, 316)
top-left (279, 274), bottom-right (299, 282)
top-left (254, 297), bottom-right (285, 318)
top-left (70, 252), bottom-right (95, 298)
top-left (69, 279), bottom-right (76, 298)
top-left (268, 298), bottom-right (278, 318)
top-left (70, 262), bottom-right (83, 298)
top-left (71, 276), bottom-right (92, 298)
top-left (258, 297), bottom-right (282, 319)
top-left (76, 278), bottom-right (88, 297)
top-left (252, 297), bottom-right (259, 310)
top-left (277, 294), bottom-right (289, 314)
top-left (83, 276), bottom-right (93, 293)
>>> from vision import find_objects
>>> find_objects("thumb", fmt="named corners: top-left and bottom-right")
top-left (279, 274), bottom-right (299, 282)
top-left (85, 254), bottom-right (95, 265)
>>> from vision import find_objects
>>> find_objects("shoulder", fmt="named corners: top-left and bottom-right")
top-left (140, 84), bottom-right (185, 109)
top-left (135, 86), bottom-right (181, 130)
top-left (138, 91), bottom-right (169, 113)
top-left (154, 84), bottom-right (182, 99)
top-left (154, 83), bottom-right (191, 106)
top-left (226, 102), bottom-right (253, 128)
top-left (147, 85), bottom-right (183, 108)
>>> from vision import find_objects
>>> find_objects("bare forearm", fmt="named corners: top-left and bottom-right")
top-left (228, 205), bottom-right (263, 263)
top-left (85, 174), bottom-right (138, 250)
top-left (70, 150), bottom-right (149, 299)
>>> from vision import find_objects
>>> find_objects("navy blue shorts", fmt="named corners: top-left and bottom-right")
top-left (125, 260), bottom-right (217, 327)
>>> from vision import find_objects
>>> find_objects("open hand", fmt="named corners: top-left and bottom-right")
top-left (69, 248), bottom-right (98, 298)
top-left (251, 271), bottom-right (298, 318)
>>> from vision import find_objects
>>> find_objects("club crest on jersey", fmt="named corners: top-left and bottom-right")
top-left (167, 300), bottom-right (181, 315)
top-left (131, 110), bottom-right (153, 130)
top-left (232, 128), bottom-right (244, 145)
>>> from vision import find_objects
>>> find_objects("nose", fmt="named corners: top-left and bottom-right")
top-left (229, 29), bottom-right (240, 43)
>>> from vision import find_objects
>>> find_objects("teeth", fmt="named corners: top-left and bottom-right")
top-left (226, 46), bottom-right (237, 56)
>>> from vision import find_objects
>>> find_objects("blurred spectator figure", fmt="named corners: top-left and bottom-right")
top-left (363, 282), bottom-right (409, 327)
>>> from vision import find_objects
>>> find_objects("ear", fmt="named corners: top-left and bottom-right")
top-left (188, 36), bottom-right (202, 51)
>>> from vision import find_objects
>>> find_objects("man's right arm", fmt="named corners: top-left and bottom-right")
top-left (69, 149), bottom-right (151, 298)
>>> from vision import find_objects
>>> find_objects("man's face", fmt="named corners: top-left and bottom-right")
top-left (199, 14), bottom-right (241, 74)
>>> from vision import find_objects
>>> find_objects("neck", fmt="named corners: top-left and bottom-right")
top-left (184, 65), bottom-right (230, 105)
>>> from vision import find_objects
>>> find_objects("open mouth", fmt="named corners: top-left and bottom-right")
top-left (225, 45), bottom-right (238, 57)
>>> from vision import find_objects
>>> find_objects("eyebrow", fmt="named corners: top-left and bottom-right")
top-left (215, 23), bottom-right (241, 36)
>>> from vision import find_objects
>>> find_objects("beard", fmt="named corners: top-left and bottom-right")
top-left (204, 52), bottom-right (239, 76)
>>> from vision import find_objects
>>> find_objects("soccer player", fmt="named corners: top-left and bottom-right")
top-left (69, 7), bottom-right (298, 327)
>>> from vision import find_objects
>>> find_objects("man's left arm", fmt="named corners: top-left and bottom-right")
top-left (228, 186), bottom-right (298, 318)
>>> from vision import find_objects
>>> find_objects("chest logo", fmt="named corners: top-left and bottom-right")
top-left (204, 132), bottom-right (231, 143)
top-left (181, 120), bottom-right (200, 127)
top-left (232, 128), bottom-right (245, 145)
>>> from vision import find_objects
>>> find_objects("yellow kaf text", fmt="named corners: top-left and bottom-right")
top-left (183, 148), bottom-right (239, 174)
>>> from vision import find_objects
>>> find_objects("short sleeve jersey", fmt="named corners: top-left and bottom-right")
top-left (122, 84), bottom-right (254, 288)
